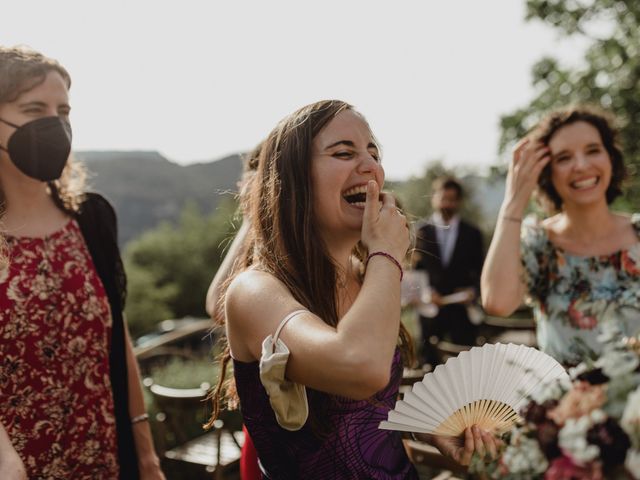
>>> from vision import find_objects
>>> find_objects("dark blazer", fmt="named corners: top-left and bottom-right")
top-left (414, 218), bottom-right (484, 296)
top-left (414, 217), bottom-right (484, 346)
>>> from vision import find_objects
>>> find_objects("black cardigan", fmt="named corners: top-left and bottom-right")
top-left (75, 192), bottom-right (139, 479)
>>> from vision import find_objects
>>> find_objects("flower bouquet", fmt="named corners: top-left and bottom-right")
top-left (472, 322), bottom-right (640, 479)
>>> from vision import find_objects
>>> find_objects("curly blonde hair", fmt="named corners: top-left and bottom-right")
top-left (0, 45), bottom-right (86, 211)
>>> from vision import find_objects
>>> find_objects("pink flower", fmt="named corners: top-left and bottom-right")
top-left (547, 382), bottom-right (607, 426)
top-left (621, 249), bottom-right (640, 276)
top-left (568, 300), bottom-right (598, 330)
top-left (544, 455), bottom-right (604, 480)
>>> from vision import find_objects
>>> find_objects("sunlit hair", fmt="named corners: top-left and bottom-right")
top-left (530, 105), bottom-right (626, 212)
top-left (0, 45), bottom-right (85, 211)
top-left (207, 100), bottom-right (414, 435)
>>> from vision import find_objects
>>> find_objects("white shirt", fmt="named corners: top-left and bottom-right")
top-left (430, 212), bottom-right (460, 267)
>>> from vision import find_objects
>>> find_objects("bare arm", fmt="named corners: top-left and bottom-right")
top-left (124, 327), bottom-right (166, 480)
top-left (0, 423), bottom-right (26, 480)
top-left (481, 140), bottom-right (550, 317)
top-left (205, 220), bottom-right (250, 320)
top-left (226, 181), bottom-right (410, 400)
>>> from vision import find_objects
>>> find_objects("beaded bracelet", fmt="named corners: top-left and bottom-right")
top-left (366, 251), bottom-right (403, 281)
top-left (131, 413), bottom-right (149, 425)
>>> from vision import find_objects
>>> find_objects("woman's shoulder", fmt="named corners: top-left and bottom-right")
top-left (226, 269), bottom-right (302, 322)
top-left (228, 269), bottom-right (280, 298)
top-left (77, 192), bottom-right (117, 225)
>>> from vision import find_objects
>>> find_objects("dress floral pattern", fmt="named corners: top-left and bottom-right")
top-left (0, 220), bottom-right (119, 479)
top-left (521, 213), bottom-right (640, 365)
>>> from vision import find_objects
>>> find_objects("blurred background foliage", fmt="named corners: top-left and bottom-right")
top-left (500, 0), bottom-right (640, 209)
top-left (124, 199), bottom-right (238, 337)
top-left (123, 0), bottom-right (640, 337)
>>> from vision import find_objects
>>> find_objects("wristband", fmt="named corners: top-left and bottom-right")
top-left (131, 413), bottom-right (149, 425)
top-left (366, 251), bottom-right (403, 281)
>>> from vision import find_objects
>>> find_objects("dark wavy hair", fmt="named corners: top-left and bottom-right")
top-left (531, 105), bottom-right (626, 212)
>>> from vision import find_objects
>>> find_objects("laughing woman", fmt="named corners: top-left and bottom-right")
top-left (0, 46), bottom-right (164, 479)
top-left (208, 100), bottom-right (498, 479)
top-left (482, 105), bottom-right (640, 365)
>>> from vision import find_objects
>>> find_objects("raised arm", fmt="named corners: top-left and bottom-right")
top-left (481, 139), bottom-right (550, 317)
top-left (205, 219), bottom-right (250, 321)
top-left (226, 181), bottom-right (410, 400)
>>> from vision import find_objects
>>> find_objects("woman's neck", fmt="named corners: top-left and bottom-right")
top-left (1, 176), bottom-right (67, 236)
top-left (560, 200), bottom-right (614, 240)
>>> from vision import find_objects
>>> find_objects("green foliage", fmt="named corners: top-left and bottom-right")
top-left (124, 199), bottom-right (239, 337)
top-left (501, 0), bottom-right (640, 209)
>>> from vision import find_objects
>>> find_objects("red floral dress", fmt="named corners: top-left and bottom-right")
top-left (0, 219), bottom-right (119, 479)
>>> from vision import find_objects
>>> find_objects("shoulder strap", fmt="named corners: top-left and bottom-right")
top-left (272, 309), bottom-right (308, 353)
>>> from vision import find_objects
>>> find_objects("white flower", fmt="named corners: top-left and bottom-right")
top-left (530, 376), bottom-right (571, 404)
top-left (626, 449), bottom-right (640, 480)
top-left (568, 362), bottom-right (590, 380)
top-left (622, 386), bottom-right (640, 448)
top-left (501, 431), bottom-right (548, 474)
top-left (596, 348), bottom-right (640, 378)
top-left (597, 318), bottom-right (624, 344)
top-left (558, 410), bottom-right (604, 465)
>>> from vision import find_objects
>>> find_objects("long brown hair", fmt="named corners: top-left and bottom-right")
top-left (207, 100), bottom-right (414, 435)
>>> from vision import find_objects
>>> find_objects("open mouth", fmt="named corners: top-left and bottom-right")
top-left (342, 185), bottom-right (368, 207)
top-left (571, 176), bottom-right (599, 190)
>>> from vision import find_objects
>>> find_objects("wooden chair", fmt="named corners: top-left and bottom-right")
top-left (480, 310), bottom-right (537, 347)
top-left (148, 381), bottom-right (243, 480)
top-left (435, 340), bottom-right (472, 364)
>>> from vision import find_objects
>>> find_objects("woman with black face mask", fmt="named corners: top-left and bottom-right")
top-left (0, 46), bottom-right (165, 480)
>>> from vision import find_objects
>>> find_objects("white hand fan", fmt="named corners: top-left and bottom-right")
top-left (380, 343), bottom-right (568, 437)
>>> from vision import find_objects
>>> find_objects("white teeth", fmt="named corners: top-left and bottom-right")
top-left (572, 177), bottom-right (598, 189)
top-left (342, 185), bottom-right (368, 197)
top-left (351, 202), bottom-right (366, 208)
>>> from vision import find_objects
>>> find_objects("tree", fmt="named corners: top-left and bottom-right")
top-left (500, 0), bottom-right (640, 209)
top-left (124, 199), bottom-right (239, 338)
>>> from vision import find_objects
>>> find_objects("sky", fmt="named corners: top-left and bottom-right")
top-left (2, 1), bottom-right (590, 180)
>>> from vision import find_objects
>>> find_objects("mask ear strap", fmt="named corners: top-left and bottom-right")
top-left (0, 118), bottom-right (17, 152)
top-left (0, 118), bottom-right (19, 128)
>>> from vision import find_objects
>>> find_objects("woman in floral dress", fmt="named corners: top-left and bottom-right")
top-left (0, 46), bottom-right (164, 479)
top-left (482, 105), bottom-right (640, 366)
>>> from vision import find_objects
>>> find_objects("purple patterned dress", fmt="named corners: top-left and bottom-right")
top-left (233, 349), bottom-right (418, 479)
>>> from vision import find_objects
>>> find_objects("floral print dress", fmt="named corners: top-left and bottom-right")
top-left (520, 214), bottom-right (640, 365)
top-left (0, 219), bottom-right (119, 479)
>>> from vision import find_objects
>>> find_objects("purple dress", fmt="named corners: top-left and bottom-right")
top-left (233, 349), bottom-right (418, 479)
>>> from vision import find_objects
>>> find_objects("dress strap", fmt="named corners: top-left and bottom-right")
top-left (272, 309), bottom-right (308, 353)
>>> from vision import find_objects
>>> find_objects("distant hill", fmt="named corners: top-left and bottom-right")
top-left (75, 150), bottom-right (505, 246)
top-left (76, 151), bottom-right (243, 245)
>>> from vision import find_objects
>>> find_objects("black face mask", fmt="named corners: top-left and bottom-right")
top-left (0, 116), bottom-right (72, 181)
